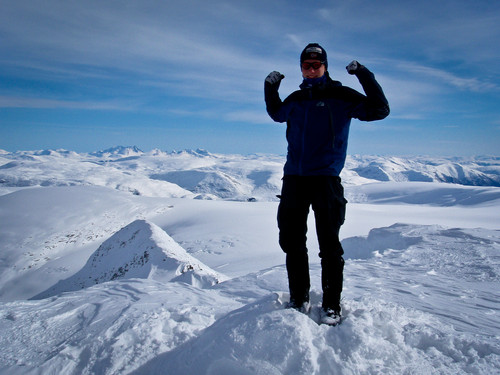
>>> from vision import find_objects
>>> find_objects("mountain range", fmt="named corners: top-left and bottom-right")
top-left (1, 146), bottom-right (499, 202)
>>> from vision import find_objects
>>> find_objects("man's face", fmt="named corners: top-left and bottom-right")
top-left (301, 59), bottom-right (326, 79)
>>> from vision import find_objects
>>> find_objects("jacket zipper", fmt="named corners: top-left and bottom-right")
top-left (325, 102), bottom-right (335, 148)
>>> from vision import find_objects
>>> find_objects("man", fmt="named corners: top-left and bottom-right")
top-left (264, 43), bottom-right (389, 325)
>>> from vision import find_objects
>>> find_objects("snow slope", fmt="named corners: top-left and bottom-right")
top-left (0, 148), bottom-right (499, 374)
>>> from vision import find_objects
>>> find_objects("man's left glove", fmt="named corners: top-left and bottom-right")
top-left (346, 60), bottom-right (364, 75)
top-left (265, 71), bottom-right (285, 89)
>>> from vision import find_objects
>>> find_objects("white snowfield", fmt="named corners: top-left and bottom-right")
top-left (0, 147), bottom-right (499, 374)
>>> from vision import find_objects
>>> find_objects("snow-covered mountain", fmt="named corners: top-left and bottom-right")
top-left (0, 147), bottom-right (499, 374)
top-left (32, 219), bottom-right (226, 300)
top-left (90, 145), bottom-right (144, 158)
top-left (345, 154), bottom-right (500, 187)
top-left (1, 147), bottom-right (499, 201)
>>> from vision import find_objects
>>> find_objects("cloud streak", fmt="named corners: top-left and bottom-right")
top-left (0, 96), bottom-right (136, 111)
top-left (402, 63), bottom-right (499, 92)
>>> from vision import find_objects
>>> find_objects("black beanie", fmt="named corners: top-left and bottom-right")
top-left (300, 43), bottom-right (328, 70)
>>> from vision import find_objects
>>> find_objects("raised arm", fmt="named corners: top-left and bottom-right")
top-left (264, 71), bottom-right (286, 122)
top-left (346, 61), bottom-right (390, 121)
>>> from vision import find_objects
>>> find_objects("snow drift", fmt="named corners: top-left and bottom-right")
top-left (132, 292), bottom-right (499, 375)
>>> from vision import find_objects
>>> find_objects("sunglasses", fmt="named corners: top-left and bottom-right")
top-left (301, 61), bottom-right (323, 70)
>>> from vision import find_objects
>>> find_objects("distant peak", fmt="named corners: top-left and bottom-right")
top-left (171, 149), bottom-right (213, 157)
top-left (90, 146), bottom-right (144, 158)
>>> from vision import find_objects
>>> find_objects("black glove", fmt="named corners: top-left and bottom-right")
top-left (346, 60), bottom-right (364, 75)
top-left (265, 71), bottom-right (285, 89)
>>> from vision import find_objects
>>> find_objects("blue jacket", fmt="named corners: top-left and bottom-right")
top-left (265, 68), bottom-right (389, 176)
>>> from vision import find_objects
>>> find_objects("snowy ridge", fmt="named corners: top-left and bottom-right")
top-left (32, 220), bottom-right (226, 299)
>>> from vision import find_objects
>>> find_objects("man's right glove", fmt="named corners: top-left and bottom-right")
top-left (265, 71), bottom-right (285, 89)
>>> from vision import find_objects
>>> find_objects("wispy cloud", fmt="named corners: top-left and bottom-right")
top-left (0, 96), bottom-right (136, 111)
top-left (402, 63), bottom-right (498, 92)
top-left (224, 110), bottom-right (271, 125)
top-left (315, 1), bottom-right (500, 67)
top-left (0, 0), bottom-right (287, 110)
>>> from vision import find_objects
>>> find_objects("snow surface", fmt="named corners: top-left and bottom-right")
top-left (0, 147), bottom-right (499, 374)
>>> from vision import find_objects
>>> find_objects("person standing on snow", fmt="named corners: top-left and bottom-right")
top-left (264, 43), bottom-right (389, 325)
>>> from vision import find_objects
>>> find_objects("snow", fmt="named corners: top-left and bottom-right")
top-left (0, 147), bottom-right (499, 374)
top-left (31, 219), bottom-right (227, 300)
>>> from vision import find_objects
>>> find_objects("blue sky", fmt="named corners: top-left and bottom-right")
top-left (1, 0), bottom-right (499, 156)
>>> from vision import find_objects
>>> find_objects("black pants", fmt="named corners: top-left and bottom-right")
top-left (278, 175), bottom-right (347, 310)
